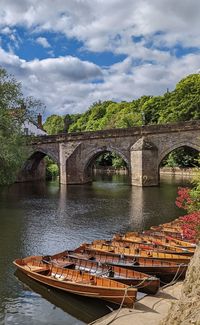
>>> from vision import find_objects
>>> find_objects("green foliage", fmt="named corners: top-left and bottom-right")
top-left (0, 68), bottom-right (25, 184)
top-left (43, 115), bottom-right (64, 134)
top-left (158, 74), bottom-right (200, 123)
top-left (161, 147), bottom-right (200, 168)
top-left (189, 164), bottom-right (200, 212)
top-left (45, 156), bottom-right (59, 180)
top-left (63, 113), bottom-right (81, 132)
top-left (94, 152), bottom-right (127, 169)
top-left (0, 108), bottom-right (27, 184)
top-left (0, 66), bottom-right (45, 185)
top-left (112, 154), bottom-right (127, 168)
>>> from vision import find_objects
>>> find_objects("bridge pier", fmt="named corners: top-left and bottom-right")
top-left (59, 144), bottom-right (67, 184)
top-left (131, 137), bottom-right (159, 186)
top-left (59, 142), bottom-right (91, 184)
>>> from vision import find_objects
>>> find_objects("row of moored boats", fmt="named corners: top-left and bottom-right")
top-left (13, 217), bottom-right (196, 308)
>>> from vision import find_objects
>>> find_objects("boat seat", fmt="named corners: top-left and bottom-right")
top-left (26, 265), bottom-right (49, 273)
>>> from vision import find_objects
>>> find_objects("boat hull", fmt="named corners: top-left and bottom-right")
top-left (76, 244), bottom-right (191, 265)
top-left (49, 254), bottom-right (160, 295)
top-left (13, 259), bottom-right (136, 308)
top-left (67, 251), bottom-right (188, 283)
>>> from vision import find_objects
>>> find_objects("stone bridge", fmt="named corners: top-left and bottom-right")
top-left (18, 120), bottom-right (200, 186)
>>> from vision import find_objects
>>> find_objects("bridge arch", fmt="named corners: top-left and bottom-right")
top-left (82, 146), bottom-right (130, 182)
top-left (158, 141), bottom-right (200, 166)
top-left (17, 148), bottom-right (59, 182)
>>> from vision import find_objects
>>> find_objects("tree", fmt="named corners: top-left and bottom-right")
top-left (43, 115), bottom-right (64, 134)
top-left (158, 74), bottom-right (200, 123)
top-left (0, 66), bottom-right (44, 185)
top-left (64, 113), bottom-right (81, 132)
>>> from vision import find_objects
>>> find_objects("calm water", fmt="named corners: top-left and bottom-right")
top-left (0, 174), bottom-right (190, 325)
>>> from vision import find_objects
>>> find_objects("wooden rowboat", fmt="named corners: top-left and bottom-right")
top-left (113, 234), bottom-right (195, 253)
top-left (66, 250), bottom-right (188, 283)
top-left (149, 226), bottom-right (184, 239)
top-left (151, 225), bottom-right (182, 233)
top-left (123, 231), bottom-right (196, 249)
top-left (92, 239), bottom-right (193, 256)
top-left (13, 256), bottom-right (137, 308)
top-left (138, 229), bottom-right (184, 240)
top-left (46, 252), bottom-right (160, 295)
top-left (80, 243), bottom-right (191, 264)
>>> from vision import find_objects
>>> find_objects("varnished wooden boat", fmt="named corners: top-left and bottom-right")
top-left (113, 234), bottom-right (196, 253)
top-left (122, 231), bottom-right (196, 249)
top-left (80, 243), bottom-right (191, 264)
top-left (45, 252), bottom-right (160, 295)
top-left (150, 225), bottom-right (183, 237)
top-left (133, 228), bottom-right (184, 240)
top-left (13, 256), bottom-right (137, 308)
top-left (66, 249), bottom-right (188, 282)
top-left (92, 239), bottom-right (193, 256)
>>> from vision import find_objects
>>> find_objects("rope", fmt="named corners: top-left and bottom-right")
top-left (103, 286), bottom-right (134, 325)
top-left (87, 286), bottom-right (135, 325)
top-left (134, 277), bottom-right (159, 290)
top-left (160, 263), bottom-right (186, 288)
top-left (129, 277), bottom-right (149, 288)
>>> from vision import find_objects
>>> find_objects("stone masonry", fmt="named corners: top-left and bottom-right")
top-left (19, 120), bottom-right (200, 186)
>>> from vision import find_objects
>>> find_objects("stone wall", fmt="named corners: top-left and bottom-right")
top-left (160, 245), bottom-right (200, 325)
top-left (160, 167), bottom-right (198, 177)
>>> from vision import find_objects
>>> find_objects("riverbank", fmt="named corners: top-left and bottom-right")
top-left (93, 166), bottom-right (198, 177)
top-left (160, 167), bottom-right (198, 177)
top-left (92, 282), bottom-right (183, 325)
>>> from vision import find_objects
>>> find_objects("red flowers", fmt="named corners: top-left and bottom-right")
top-left (175, 187), bottom-right (192, 210)
top-left (179, 212), bottom-right (200, 240)
top-left (176, 187), bottom-right (200, 240)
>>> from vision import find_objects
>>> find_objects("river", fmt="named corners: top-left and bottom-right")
top-left (0, 174), bottom-right (190, 325)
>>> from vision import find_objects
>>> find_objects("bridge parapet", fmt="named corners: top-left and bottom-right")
top-left (31, 120), bottom-right (200, 144)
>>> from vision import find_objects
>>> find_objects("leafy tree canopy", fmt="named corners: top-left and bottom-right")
top-left (0, 66), bottom-right (44, 185)
top-left (43, 115), bottom-right (64, 135)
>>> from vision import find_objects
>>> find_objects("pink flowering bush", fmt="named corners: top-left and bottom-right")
top-left (179, 212), bottom-right (200, 240)
top-left (176, 177), bottom-right (200, 241)
top-left (175, 187), bottom-right (192, 210)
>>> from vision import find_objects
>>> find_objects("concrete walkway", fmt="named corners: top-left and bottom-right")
top-left (91, 282), bottom-right (183, 325)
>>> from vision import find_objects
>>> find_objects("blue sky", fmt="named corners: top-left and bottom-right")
top-left (0, 0), bottom-right (199, 118)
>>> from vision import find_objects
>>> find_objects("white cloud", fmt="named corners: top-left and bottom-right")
top-left (0, 46), bottom-right (199, 118)
top-left (1, 26), bottom-right (12, 34)
top-left (0, 0), bottom-right (200, 118)
top-left (0, 0), bottom-right (200, 52)
top-left (36, 36), bottom-right (51, 48)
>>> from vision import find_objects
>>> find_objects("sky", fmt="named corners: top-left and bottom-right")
top-left (0, 0), bottom-right (200, 119)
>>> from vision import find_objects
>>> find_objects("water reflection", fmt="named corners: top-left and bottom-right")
top-left (0, 174), bottom-right (190, 325)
